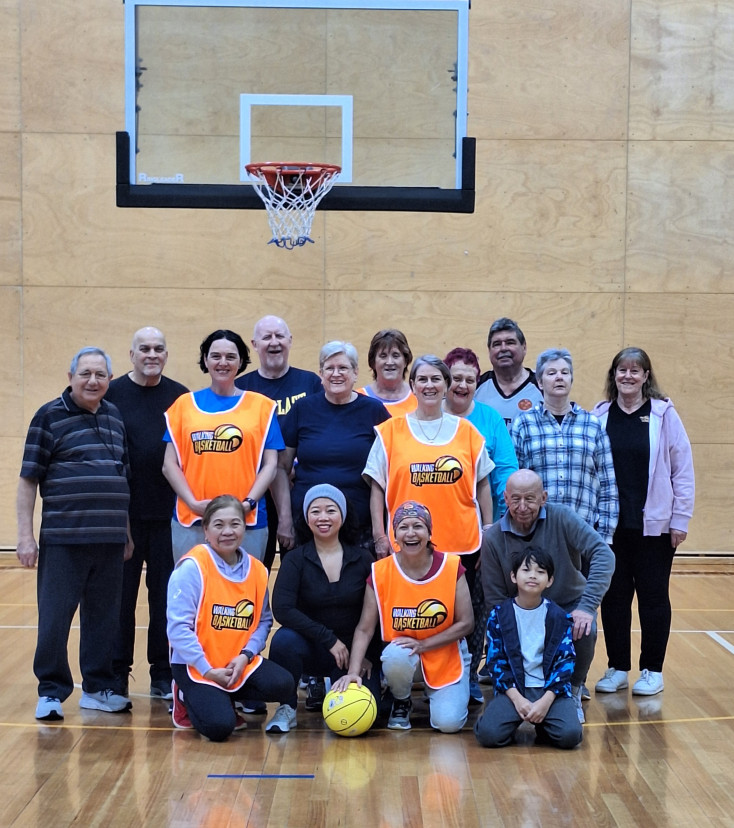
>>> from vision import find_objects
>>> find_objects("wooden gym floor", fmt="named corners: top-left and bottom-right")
top-left (1, 561), bottom-right (733, 828)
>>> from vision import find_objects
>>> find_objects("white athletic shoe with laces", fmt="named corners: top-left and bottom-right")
top-left (632, 670), bottom-right (664, 696)
top-left (595, 668), bottom-right (629, 693)
top-left (265, 704), bottom-right (297, 734)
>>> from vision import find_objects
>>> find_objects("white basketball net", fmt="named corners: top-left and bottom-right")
top-left (246, 163), bottom-right (341, 250)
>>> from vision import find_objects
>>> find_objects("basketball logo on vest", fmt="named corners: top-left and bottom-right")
top-left (409, 455), bottom-right (463, 486)
top-left (391, 599), bottom-right (449, 631)
top-left (210, 599), bottom-right (255, 630)
top-left (190, 424), bottom-right (244, 454)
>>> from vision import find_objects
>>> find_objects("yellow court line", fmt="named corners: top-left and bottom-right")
top-left (1, 714), bottom-right (733, 733)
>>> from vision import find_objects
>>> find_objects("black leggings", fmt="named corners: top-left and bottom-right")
top-left (172, 659), bottom-right (295, 741)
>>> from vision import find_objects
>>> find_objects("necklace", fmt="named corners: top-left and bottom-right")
top-left (414, 412), bottom-right (443, 443)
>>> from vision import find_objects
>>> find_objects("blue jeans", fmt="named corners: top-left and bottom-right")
top-left (381, 639), bottom-right (471, 733)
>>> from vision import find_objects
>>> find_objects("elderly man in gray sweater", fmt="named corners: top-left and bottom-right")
top-left (481, 470), bottom-right (615, 723)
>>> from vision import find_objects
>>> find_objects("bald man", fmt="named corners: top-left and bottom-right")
top-left (235, 315), bottom-right (321, 569)
top-left (106, 327), bottom-right (188, 700)
top-left (480, 469), bottom-right (614, 724)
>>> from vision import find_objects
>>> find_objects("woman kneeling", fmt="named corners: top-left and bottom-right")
top-left (333, 501), bottom-right (473, 733)
top-left (167, 495), bottom-right (294, 741)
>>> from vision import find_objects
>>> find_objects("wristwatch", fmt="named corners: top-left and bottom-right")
top-left (244, 497), bottom-right (256, 511)
top-left (240, 648), bottom-right (255, 662)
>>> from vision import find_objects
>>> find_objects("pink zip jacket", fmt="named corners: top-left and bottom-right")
top-left (592, 398), bottom-right (694, 536)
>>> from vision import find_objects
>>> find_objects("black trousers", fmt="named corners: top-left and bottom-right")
top-left (113, 518), bottom-right (174, 683)
top-left (172, 659), bottom-right (295, 741)
top-left (35, 542), bottom-right (124, 700)
top-left (601, 528), bottom-right (675, 673)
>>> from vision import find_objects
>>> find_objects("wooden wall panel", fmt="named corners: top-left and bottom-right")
top-left (626, 141), bottom-right (734, 292)
top-left (20, 0), bottom-right (122, 133)
top-left (326, 140), bottom-right (627, 294)
top-left (629, 1), bottom-right (734, 140)
top-left (0, 132), bottom-right (21, 284)
top-left (20, 133), bottom-right (328, 290)
top-left (470, 0), bottom-right (630, 140)
top-left (0, 286), bottom-right (23, 436)
top-left (1, 286), bottom-right (23, 548)
top-left (622, 293), bottom-right (734, 446)
top-left (0, 0), bottom-right (19, 133)
top-left (686, 445), bottom-right (734, 552)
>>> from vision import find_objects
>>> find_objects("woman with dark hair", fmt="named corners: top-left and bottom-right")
top-left (592, 347), bottom-right (694, 697)
top-left (167, 495), bottom-right (294, 741)
top-left (163, 329), bottom-right (284, 563)
top-left (358, 328), bottom-right (416, 417)
top-left (333, 501), bottom-right (473, 733)
top-left (264, 484), bottom-right (381, 733)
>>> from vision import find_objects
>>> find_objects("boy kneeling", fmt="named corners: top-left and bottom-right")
top-left (474, 548), bottom-right (583, 749)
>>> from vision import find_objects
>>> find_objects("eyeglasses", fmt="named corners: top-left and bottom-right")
top-left (322, 365), bottom-right (352, 375)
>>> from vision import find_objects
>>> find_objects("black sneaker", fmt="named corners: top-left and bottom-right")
top-left (305, 677), bottom-right (326, 712)
top-left (387, 697), bottom-right (412, 730)
top-left (477, 663), bottom-right (493, 685)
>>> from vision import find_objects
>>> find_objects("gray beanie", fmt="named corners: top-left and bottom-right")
top-left (303, 484), bottom-right (347, 521)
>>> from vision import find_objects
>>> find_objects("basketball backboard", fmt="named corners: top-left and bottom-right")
top-left (117, 0), bottom-right (474, 212)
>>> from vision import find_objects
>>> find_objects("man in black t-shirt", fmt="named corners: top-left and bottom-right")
top-left (235, 315), bottom-right (322, 569)
top-left (106, 327), bottom-right (188, 700)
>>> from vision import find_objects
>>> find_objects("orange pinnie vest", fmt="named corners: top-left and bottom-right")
top-left (376, 416), bottom-right (485, 554)
top-left (372, 553), bottom-right (463, 689)
top-left (181, 544), bottom-right (267, 690)
top-left (165, 391), bottom-right (276, 527)
top-left (357, 387), bottom-right (417, 418)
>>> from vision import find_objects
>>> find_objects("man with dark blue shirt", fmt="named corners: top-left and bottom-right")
top-left (17, 347), bottom-right (133, 721)
top-left (235, 316), bottom-right (322, 569)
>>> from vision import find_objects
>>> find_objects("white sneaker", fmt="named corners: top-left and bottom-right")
top-left (79, 689), bottom-right (132, 712)
top-left (595, 668), bottom-right (629, 693)
top-left (632, 670), bottom-right (664, 696)
top-left (265, 704), bottom-right (297, 734)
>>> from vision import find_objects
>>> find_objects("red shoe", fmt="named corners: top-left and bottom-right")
top-left (231, 699), bottom-right (247, 731)
top-left (171, 681), bottom-right (193, 730)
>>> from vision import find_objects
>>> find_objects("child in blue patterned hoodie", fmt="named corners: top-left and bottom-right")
top-left (474, 547), bottom-right (583, 749)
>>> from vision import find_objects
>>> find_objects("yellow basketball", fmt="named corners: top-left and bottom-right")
top-left (416, 598), bottom-right (448, 626)
top-left (213, 423), bottom-right (243, 449)
top-left (433, 455), bottom-right (463, 481)
top-left (322, 683), bottom-right (377, 738)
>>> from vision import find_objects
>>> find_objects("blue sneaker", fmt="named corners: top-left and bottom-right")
top-left (79, 689), bottom-right (132, 713)
top-left (35, 696), bottom-right (63, 721)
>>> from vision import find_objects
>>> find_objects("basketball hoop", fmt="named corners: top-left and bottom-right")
top-left (245, 162), bottom-right (341, 249)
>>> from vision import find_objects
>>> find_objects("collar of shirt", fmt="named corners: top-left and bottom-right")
top-left (500, 505), bottom-right (547, 537)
